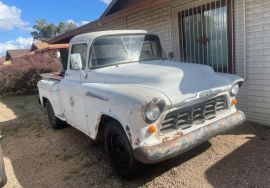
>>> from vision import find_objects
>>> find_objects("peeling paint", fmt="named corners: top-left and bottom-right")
top-left (95, 115), bottom-right (102, 132)
top-left (162, 137), bottom-right (170, 143)
top-left (173, 132), bottom-right (183, 139)
top-left (133, 111), bottom-right (246, 164)
top-left (69, 97), bottom-right (75, 106)
top-left (134, 138), bottom-right (141, 146)
top-left (125, 125), bottom-right (132, 145)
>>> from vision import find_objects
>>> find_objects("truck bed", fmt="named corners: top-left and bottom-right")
top-left (41, 72), bottom-right (64, 81)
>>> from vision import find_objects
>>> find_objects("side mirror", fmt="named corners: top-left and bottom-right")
top-left (70, 53), bottom-right (87, 79)
top-left (70, 53), bottom-right (83, 70)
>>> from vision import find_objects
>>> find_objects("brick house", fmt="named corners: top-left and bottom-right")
top-left (49, 0), bottom-right (270, 126)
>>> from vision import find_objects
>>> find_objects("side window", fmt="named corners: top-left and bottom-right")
top-left (70, 43), bottom-right (87, 69)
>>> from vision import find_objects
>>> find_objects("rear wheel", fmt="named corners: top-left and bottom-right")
top-left (46, 101), bottom-right (66, 129)
top-left (104, 121), bottom-right (139, 179)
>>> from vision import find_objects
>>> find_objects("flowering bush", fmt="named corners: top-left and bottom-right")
top-left (0, 53), bottom-right (61, 94)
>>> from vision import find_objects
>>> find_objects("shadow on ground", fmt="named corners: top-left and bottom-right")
top-left (205, 123), bottom-right (270, 187)
top-left (0, 94), bottom-right (269, 187)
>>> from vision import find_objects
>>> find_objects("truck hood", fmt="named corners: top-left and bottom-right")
top-left (88, 60), bottom-right (240, 106)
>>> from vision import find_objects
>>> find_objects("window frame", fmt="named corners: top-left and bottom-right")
top-left (88, 34), bottom-right (166, 69)
top-left (178, 0), bottom-right (234, 73)
top-left (69, 43), bottom-right (88, 70)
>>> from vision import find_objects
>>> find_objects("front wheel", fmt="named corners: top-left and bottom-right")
top-left (104, 121), bottom-right (140, 179)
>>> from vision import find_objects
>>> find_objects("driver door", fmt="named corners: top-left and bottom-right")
top-left (60, 43), bottom-right (89, 135)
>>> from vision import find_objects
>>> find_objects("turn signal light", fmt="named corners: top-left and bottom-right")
top-left (232, 98), bottom-right (238, 105)
top-left (148, 125), bottom-right (156, 134)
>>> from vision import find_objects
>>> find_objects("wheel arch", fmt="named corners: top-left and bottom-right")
top-left (95, 113), bottom-right (132, 145)
top-left (41, 96), bottom-right (49, 107)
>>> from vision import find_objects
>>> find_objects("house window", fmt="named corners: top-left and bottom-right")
top-left (178, 0), bottom-right (233, 73)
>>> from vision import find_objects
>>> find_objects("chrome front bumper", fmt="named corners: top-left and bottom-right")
top-left (134, 110), bottom-right (246, 164)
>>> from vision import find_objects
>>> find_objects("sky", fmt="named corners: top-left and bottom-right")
top-left (0, 0), bottom-right (111, 56)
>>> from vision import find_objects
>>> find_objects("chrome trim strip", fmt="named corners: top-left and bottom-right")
top-left (85, 91), bottom-right (109, 101)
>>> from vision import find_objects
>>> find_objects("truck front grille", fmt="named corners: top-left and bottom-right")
top-left (160, 95), bottom-right (228, 133)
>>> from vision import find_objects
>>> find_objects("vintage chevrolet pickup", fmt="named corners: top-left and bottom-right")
top-left (38, 30), bottom-right (245, 178)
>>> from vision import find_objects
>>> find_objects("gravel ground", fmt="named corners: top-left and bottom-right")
top-left (0, 94), bottom-right (270, 188)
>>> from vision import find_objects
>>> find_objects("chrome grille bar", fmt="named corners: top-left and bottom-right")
top-left (160, 95), bottom-right (228, 133)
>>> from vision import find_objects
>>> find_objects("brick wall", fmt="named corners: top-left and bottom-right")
top-left (98, 2), bottom-right (173, 55)
top-left (235, 0), bottom-right (270, 125)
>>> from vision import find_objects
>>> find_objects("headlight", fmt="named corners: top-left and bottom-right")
top-left (145, 105), bottom-right (161, 123)
top-left (230, 83), bottom-right (240, 96)
top-left (143, 99), bottom-right (165, 123)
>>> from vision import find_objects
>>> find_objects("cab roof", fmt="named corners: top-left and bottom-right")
top-left (70, 30), bottom-right (149, 44)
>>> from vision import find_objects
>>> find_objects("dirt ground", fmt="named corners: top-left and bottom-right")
top-left (0, 94), bottom-right (270, 188)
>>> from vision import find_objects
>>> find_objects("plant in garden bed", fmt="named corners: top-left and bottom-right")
top-left (0, 53), bottom-right (61, 94)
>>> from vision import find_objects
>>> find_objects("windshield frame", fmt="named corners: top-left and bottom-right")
top-left (88, 33), bottom-right (167, 69)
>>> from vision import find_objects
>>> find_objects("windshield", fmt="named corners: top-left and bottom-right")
top-left (89, 34), bottom-right (166, 68)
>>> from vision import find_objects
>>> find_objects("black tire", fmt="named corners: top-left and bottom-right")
top-left (46, 101), bottom-right (66, 129)
top-left (104, 121), bottom-right (140, 179)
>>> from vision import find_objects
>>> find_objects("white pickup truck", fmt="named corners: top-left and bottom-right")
top-left (38, 30), bottom-right (245, 178)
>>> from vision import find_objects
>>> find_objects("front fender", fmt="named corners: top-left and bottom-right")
top-left (81, 83), bottom-right (171, 147)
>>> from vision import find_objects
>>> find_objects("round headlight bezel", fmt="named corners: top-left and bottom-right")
top-left (230, 83), bottom-right (240, 96)
top-left (143, 99), bottom-right (165, 124)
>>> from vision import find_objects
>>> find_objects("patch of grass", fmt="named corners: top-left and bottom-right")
top-left (79, 151), bottom-right (88, 161)
top-left (79, 171), bottom-right (88, 177)
top-left (21, 118), bottom-right (46, 136)
top-left (63, 168), bottom-right (80, 181)
top-left (82, 160), bottom-right (95, 168)
top-left (63, 174), bottom-right (72, 181)
top-left (140, 185), bottom-right (149, 188)
top-left (1, 126), bottom-right (20, 137)
top-left (55, 153), bottom-right (62, 158)
top-left (14, 104), bottom-right (25, 109)
top-left (36, 131), bottom-right (45, 138)
top-left (69, 168), bottom-right (80, 175)
top-left (0, 94), bottom-right (47, 141)
top-left (33, 125), bottom-right (45, 136)
top-left (58, 152), bottom-right (75, 161)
